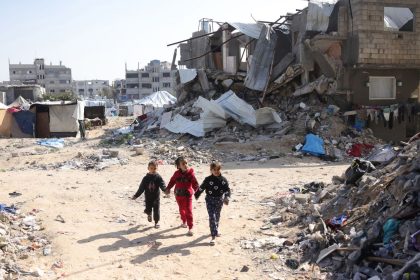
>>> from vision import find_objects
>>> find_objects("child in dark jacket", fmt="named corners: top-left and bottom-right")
top-left (195, 161), bottom-right (231, 245)
top-left (132, 160), bottom-right (166, 228)
top-left (165, 156), bottom-right (199, 236)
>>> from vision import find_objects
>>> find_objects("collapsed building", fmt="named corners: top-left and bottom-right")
top-left (175, 0), bottom-right (420, 142)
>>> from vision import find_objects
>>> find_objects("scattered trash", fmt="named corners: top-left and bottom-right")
top-left (36, 138), bottom-right (65, 149)
top-left (326, 214), bottom-right (349, 230)
top-left (285, 259), bottom-right (299, 270)
top-left (55, 215), bottom-right (66, 223)
top-left (9, 191), bottom-right (22, 197)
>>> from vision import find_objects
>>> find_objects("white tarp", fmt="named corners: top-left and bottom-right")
top-left (49, 105), bottom-right (78, 133)
top-left (179, 69), bottom-right (197, 84)
top-left (0, 102), bottom-right (8, 109)
top-left (164, 91), bottom-right (281, 137)
top-left (72, 100), bottom-right (85, 121)
top-left (229, 22), bottom-right (264, 39)
top-left (84, 100), bottom-right (106, 107)
top-left (164, 114), bottom-right (205, 137)
top-left (133, 104), bottom-right (144, 116)
top-left (384, 7), bottom-right (413, 31)
top-left (160, 112), bottom-right (173, 129)
top-left (194, 96), bottom-right (228, 119)
top-left (215, 90), bottom-right (281, 127)
top-left (10, 96), bottom-right (30, 110)
top-left (136, 91), bottom-right (177, 108)
top-left (306, 0), bottom-right (339, 32)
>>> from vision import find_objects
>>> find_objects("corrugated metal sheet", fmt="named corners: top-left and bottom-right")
top-left (229, 22), bottom-right (264, 39)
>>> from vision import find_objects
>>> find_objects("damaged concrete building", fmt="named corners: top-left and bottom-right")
top-left (176, 1), bottom-right (420, 142)
top-left (290, 0), bottom-right (420, 141)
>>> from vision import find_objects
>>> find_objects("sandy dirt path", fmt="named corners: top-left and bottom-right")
top-left (1, 137), bottom-right (348, 280)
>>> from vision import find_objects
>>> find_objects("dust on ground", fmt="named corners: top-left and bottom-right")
top-left (0, 118), bottom-right (348, 280)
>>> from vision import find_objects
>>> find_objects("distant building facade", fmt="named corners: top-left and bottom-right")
top-left (112, 79), bottom-right (126, 102)
top-left (72, 80), bottom-right (110, 98)
top-left (9, 58), bottom-right (72, 94)
top-left (125, 60), bottom-right (176, 100)
top-left (0, 84), bottom-right (46, 105)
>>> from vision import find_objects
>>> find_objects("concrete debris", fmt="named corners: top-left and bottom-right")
top-left (247, 139), bottom-right (420, 279)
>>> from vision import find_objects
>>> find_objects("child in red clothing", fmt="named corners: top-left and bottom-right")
top-left (165, 157), bottom-right (199, 236)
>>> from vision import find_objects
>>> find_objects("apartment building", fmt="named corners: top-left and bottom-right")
top-left (125, 60), bottom-right (176, 100)
top-left (72, 80), bottom-right (110, 98)
top-left (9, 58), bottom-right (72, 94)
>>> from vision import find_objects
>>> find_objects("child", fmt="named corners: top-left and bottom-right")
top-left (132, 160), bottom-right (166, 229)
top-left (195, 161), bottom-right (230, 245)
top-left (165, 157), bottom-right (199, 236)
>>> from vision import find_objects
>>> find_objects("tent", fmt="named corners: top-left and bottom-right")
top-left (10, 96), bottom-right (30, 110)
top-left (84, 100), bottom-right (106, 124)
top-left (0, 103), bottom-right (12, 137)
top-left (133, 91), bottom-right (176, 116)
top-left (30, 101), bottom-right (79, 138)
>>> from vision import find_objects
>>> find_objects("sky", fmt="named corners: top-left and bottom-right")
top-left (0, 0), bottom-right (308, 82)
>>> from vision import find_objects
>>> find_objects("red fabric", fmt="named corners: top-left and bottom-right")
top-left (7, 107), bottom-right (21, 113)
top-left (176, 196), bottom-right (193, 229)
top-left (166, 168), bottom-right (199, 196)
top-left (347, 143), bottom-right (374, 157)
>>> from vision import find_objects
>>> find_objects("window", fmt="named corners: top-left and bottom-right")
top-left (127, 83), bottom-right (139, 89)
top-left (141, 73), bottom-right (149, 78)
top-left (126, 73), bottom-right (138, 79)
top-left (12, 71), bottom-right (16, 74)
top-left (142, 83), bottom-right (152, 89)
top-left (78, 89), bottom-right (84, 93)
top-left (369, 77), bottom-right (396, 100)
top-left (153, 77), bottom-right (160, 82)
top-left (162, 72), bottom-right (171, 78)
top-left (59, 80), bottom-right (67, 84)
top-left (60, 89), bottom-right (65, 93)
top-left (163, 82), bottom-right (171, 88)
top-left (50, 89), bottom-right (55, 93)
top-left (384, 7), bottom-right (414, 32)
top-left (50, 81), bottom-right (55, 84)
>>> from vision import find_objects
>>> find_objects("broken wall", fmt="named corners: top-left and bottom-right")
top-left (349, 0), bottom-right (420, 66)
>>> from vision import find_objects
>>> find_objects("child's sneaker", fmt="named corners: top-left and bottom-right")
top-left (147, 215), bottom-right (152, 223)
top-left (154, 223), bottom-right (160, 229)
top-left (180, 223), bottom-right (188, 228)
top-left (210, 237), bottom-right (216, 246)
top-left (216, 233), bottom-right (221, 237)
top-left (187, 230), bottom-right (194, 236)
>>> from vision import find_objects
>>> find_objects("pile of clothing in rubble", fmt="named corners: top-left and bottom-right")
top-left (264, 137), bottom-right (420, 279)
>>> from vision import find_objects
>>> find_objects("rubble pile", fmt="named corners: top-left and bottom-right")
top-left (123, 68), bottom-right (384, 163)
top-left (244, 140), bottom-right (420, 279)
top-left (0, 206), bottom-right (51, 278)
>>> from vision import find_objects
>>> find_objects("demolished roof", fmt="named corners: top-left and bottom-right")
top-left (228, 22), bottom-right (264, 39)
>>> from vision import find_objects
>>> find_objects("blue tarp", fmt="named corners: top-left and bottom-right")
top-left (302, 134), bottom-right (325, 157)
top-left (14, 111), bottom-right (35, 135)
top-left (37, 138), bottom-right (65, 149)
top-left (0, 204), bottom-right (17, 214)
